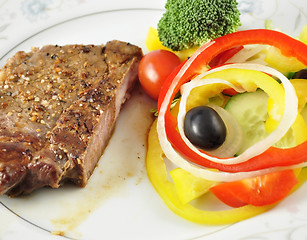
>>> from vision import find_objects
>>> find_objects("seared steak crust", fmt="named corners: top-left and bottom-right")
top-left (0, 41), bottom-right (142, 196)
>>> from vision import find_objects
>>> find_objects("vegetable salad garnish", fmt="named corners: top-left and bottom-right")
top-left (157, 0), bottom-right (241, 51)
top-left (140, 0), bottom-right (307, 225)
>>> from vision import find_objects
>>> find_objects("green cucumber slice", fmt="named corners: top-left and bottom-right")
top-left (224, 89), bottom-right (299, 155)
top-left (224, 89), bottom-right (269, 155)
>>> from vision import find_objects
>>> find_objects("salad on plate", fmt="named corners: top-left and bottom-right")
top-left (138, 0), bottom-right (307, 224)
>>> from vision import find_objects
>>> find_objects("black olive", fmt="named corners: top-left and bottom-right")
top-left (292, 69), bottom-right (307, 79)
top-left (184, 106), bottom-right (226, 150)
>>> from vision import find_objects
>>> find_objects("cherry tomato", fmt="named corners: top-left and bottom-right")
top-left (138, 50), bottom-right (181, 100)
top-left (210, 169), bottom-right (298, 207)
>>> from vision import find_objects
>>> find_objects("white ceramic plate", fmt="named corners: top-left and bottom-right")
top-left (1, 2), bottom-right (307, 240)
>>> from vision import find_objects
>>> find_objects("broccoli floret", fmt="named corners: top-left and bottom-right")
top-left (157, 0), bottom-right (241, 51)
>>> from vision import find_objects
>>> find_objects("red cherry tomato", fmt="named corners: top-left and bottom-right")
top-left (138, 50), bottom-right (181, 100)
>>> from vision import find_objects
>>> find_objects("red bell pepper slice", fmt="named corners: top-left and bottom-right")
top-left (209, 46), bottom-right (244, 67)
top-left (210, 169), bottom-right (298, 207)
top-left (158, 29), bottom-right (307, 173)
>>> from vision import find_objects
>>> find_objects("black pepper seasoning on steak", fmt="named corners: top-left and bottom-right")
top-left (0, 40), bottom-right (142, 196)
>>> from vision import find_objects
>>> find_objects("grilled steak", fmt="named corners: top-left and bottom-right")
top-left (0, 40), bottom-right (142, 196)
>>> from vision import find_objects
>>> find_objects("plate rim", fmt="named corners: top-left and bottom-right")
top-left (0, 7), bottom-right (164, 62)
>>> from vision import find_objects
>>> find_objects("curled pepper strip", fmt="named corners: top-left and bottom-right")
top-left (157, 29), bottom-right (307, 174)
top-left (147, 120), bottom-right (275, 224)
top-left (147, 120), bottom-right (307, 224)
top-left (177, 66), bottom-right (292, 165)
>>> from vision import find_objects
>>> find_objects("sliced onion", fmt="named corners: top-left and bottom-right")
top-left (205, 104), bottom-right (243, 158)
top-left (175, 63), bottom-right (298, 165)
top-left (178, 79), bottom-right (244, 159)
top-left (157, 41), bottom-right (214, 165)
top-left (225, 44), bottom-right (267, 64)
top-left (163, 154), bottom-right (307, 182)
top-left (157, 62), bottom-right (299, 181)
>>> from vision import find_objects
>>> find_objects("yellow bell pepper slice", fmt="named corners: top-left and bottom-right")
top-left (273, 112), bottom-right (307, 148)
top-left (299, 24), bottom-right (307, 44)
top-left (147, 120), bottom-right (307, 224)
top-left (188, 68), bottom-right (285, 132)
top-left (170, 168), bottom-right (217, 205)
top-left (264, 25), bottom-right (307, 73)
top-left (146, 27), bottom-right (171, 52)
top-left (264, 47), bottom-right (306, 73)
top-left (186, 69), bottom-right (307, 148)
top-left (147, 120), bottom-right (277, 224)
top-left (145, 27), bottom-right (198, 61)
top-left (291, 79), bottom-right (307, 111)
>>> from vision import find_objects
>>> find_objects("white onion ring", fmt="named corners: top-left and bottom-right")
top-left (178, 79), bottom-right (244, 159)
top-left (163, 153), bottom-right (307, 182)
top-left (176, 63), bottom-right (298, 164)
top-left (157, 62), bottom-right (300, 181)
top-left (225, 44), bottom-right (267, 64)
top-left (206, 104), bottom-right (244, 158)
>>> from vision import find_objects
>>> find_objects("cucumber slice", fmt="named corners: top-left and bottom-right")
top-left (224, 89), bottom-right (301, 154)
top-left (224, 89), bottom-right (269, 155)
